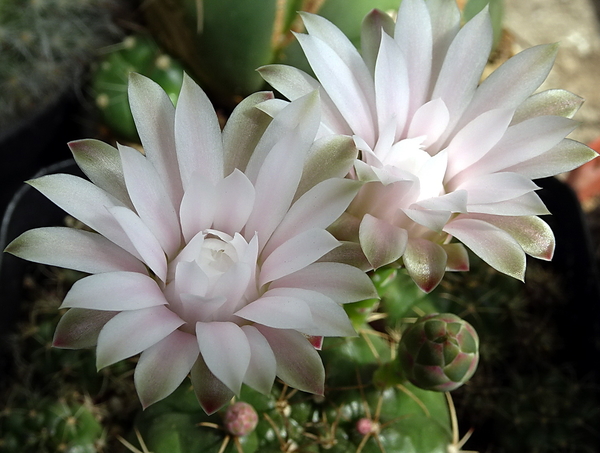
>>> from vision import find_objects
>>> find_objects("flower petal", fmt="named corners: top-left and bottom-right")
top-left (256, 326), bottom-right (325, 395)
top-left (27, 174), bottom-right (137, 256)
top-left (134, 330), bottom-right (199, 408)
top-left (444, 217), bottom-right (526, 280)
top-left (190, 354), bottom-right (234, 415)
top-left (241, 325), bottom-right (277, 394)
top-left (403, 238), bottom-right (448, 293)
top-left (464, 214), bottom-right (555, 260)
top-left (128, 73), bottom-right (183, 207)
top-left (213, 169), bottom-right (255, 237)
top-left (62, 272), bottom-right (167, 311)
top-left (175, 73), bottom-right (224, 188)
top-left (460, 44), bottom-right (558, 127)
top-left (235, 295), bottom-right (314, 330)
top-left (69, 139), bottom-right (132, 208)
top-left (269, 261), bottom-right (377, 303)
top-left (359, 214), bottom-right (408, 269)
top-left (512, 89), bottom-right (583, 124)
top-left (295, 135), bottom-right (358, 199)
top-left (118, 143), bottom-right (181, 259)
top-left (265, 178), bottom-right (361, 257)
top-left (53, 308), bottom-right (117, 349)
top-left (222, 91), bottom-right (274, 175)
top-left (96, 306), bottom-right (184, 369)
top-left (5, 227), bottom-right (145, 274)
top-left (195, 321), bottom-right (251, 395)
top-left (109, 206), bottom-right (167, 282)
top-left (179, 174), bottom-right (217, 242)
top-left (259, 228), bottom-right (340, 286)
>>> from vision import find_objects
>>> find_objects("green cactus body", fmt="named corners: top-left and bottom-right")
top-left (91, 34), bottom-right (185, 142)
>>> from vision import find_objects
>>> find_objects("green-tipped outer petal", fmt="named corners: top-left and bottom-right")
top-left (403, 239), bottom-right (448, 293)
top-left (295, 135), bottom-right (358, 200)
top-left (444, 217), bottom-right (526, 281)
top-left (5, 227), bottom-right (146, 274)
top-left (53, 308), bottom-right (117, 349)
top-left (512, 89), bottom-right (584, 124)
top-left (222, 91), bottom-right (274, 175)
top-left (359, 214), bottom-right (408, 269)
top-left (191, 355), bottom-right (235, 415)
top-left (69, 139), bottom-right (132, 208)
top-left (361, 8), bottom-right (396, 76)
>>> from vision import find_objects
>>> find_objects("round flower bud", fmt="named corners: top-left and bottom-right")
top-left (398, 313), bottom-right (479, 391)
top-left (223, 402), bottom-right (259, 437)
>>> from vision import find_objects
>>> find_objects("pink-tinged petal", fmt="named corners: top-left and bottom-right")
top-left (179, 294), bottom-right (226, 324)
top-left (5, 227), bottom-right (146, 274)
top-left (257, 326), bottom-right (325, 395)
top-left (213, 170), bottom-right (255, 237)
top-left (179, 174), bottom-right (216, 242)
top-left (175, 73), bottom-right (224, 188)
top-left (307, 336), bottom-right (324, 350)
top-left (361, 8), bottom-right (396, 75)
top-left (455, 116), bottom-right (577, 181)
top-left (415, 190), bottom-right (467, 213)
top-left (294, 31), bottom-right (376, 145)
top-left (265, 287), bottom-right (355, 337)
top-left (394, 0), bottom-right (433, 116)
top-left (96, 306), bottom-right (184, 369)
top-left (196, 322), bottom-right (251, 395)
top-left (190, 354), bottom-right (234, 415)
top-left (174, 260), bottom-right (209, 298)
top-left (210, 262), bottom-right (252, 316)
top-left (431, 7), bottom-right (492, 134)
top-left (245, 91), bottom-right (320, 183)
top-left (374, 33), bottom-right (409, 139)
top-left (109, 206), bottom-right (167, 282)
top-left (426, 0), bottom-right (461, 79)
top-left (241, 325), bottom-right (276, 394)
top-left (259, 228), bottom-right (340, 286)
top-left (128, 73), bottom-right (183, 207)
top-left (359, 214), bottom-right (408, 269)
top-left (503, 139), bottom-right (598, 180)
top-left (69, 139), bottom-right (132, 208)
top-left (467, 191), bottom-right (549, 216)
top-left (318, 241), bottom-right (372, 271)
top-left (235, 295), bottom-right (314, 330)
top-left (27, 174), bottom-right (137, 257)
top-left (445, 108), bottom-right (514, 180)
top-left (53, 308), bottom-right (117, 349)
top-left (245, 93), bottom-right (320, 247)
top-left (442, 243), bottom-right (469, 271)
top-left (265, 178), bottom-right (361, 257)
top-left (512, 89), bottom-right (583, 124)
top-left (223, 91), bottom-right (274, 175)
top-left (458, 172), bottom-right (540, 205)
top-left (62, 272), bottom-right (167, 311)
top-left (269, 262), bottom-right (377, 303)
top-left (460, 44), bottom-right (558, 128)
top-left (444, 217), bottom-right (526, 280)
top-left (134, 330), bottom-right (199, 408)
top-left (463, 214), bottom-right (555, 260)
top-left (403, 238), bottom-right (448, 293)
top-left (118, 144), bottom-right (180, 259)
top-left (407, 99), bottom-right (449, 147)
top-left (258, 65), bottom-right (352, 135)
top-left (402, 208), bottom-right (451, 232)
top-left (295, 135), bottom-right (358, 199)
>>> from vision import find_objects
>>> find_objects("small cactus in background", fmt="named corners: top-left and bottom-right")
top-left (398, 313), bottom-right (479, 392)
top-left (0, 0), bottom-right (123, 135)
top-left (91, 33), bottom-right (186, 142)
